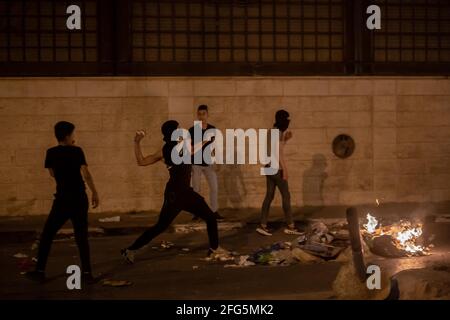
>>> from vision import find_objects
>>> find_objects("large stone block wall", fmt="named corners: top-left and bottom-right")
top-left (0, 77), bottom-right (449, 215)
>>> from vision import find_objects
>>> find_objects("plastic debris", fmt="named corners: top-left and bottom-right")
top-left (296, 234), bottom-right (307, 244)
top-left (160, 240), bottom-right (174, 249)
top-left (308, 221), bottom-right (335, 244)
top-left (99, 216), bottom-right (121, 223)
top-left (224, 255), bottom-right (256, 268)
top-left (205, 247), bottom-right (235, 262)
top-left (299, 242), bottom-right (344, 259)
top-left (102, 279), bottom-right (133, 287)
top-left (13, 253), bottom-right (28, 258)
top-left (310, 221), bottom-right (328, 234)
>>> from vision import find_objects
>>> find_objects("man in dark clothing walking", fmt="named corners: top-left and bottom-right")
top-left (26, 121), bottom-right (99, 283)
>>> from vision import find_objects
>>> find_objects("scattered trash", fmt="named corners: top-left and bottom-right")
top-left (224, 255), bottom-right (256, 268)
top-left (298, 242), bottom-right (344, 259)
top-left (102, 279), bottom-right (133, 287)
top-left (296, 234), bottom-right (307, 244)
top-left (99, 216), bottom-right (121, 223)
top-left (206, 247), bottom-right (235, 262)
top-left (291, 248), bottom-right (321, 263)
top-left (13, 253), bottom-right (28, 259)
top-left (309, 221), bottom-right (334, 244)
top-left (160, 240), bottom-right (174, 249)
top-left (311, 221), bottom-right (328, 234)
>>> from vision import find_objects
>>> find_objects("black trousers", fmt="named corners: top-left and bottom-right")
top-left (36, 193), bottom-right (91, 273)
top-left (128, 187), bottom-right (219, 251)
top-left (261, 171), bottom-right (293, 226)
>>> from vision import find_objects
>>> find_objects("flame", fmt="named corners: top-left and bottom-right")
top-left (364, 213), bottom-right (378, 234)
top-left (394, 223), bottom-right (425, 254)
top-left (363, 213), bottom-right (427, 255)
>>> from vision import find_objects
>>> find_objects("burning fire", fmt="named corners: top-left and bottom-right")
top-left (364, 213), bottom-right (378, 233)
top-left (363, 213), bottom-right (427, 255)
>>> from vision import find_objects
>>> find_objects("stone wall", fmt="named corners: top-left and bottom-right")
top-left (0, 77), bottom-right (449, 215)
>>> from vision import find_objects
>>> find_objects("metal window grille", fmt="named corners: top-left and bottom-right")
top-left (367, 0), bottom-right (450, 74)
top-left (0, 0), bottom-right (449, 76)
top-left (130, 0), bottom-right (345, 63)
top-left (0, 0), bottom-right (98, 63)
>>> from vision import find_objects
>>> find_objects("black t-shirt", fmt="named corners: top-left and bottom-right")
top-left (45, 145), bottom-right (87, 196)
top-left (188, 123), bottom-right (216, 166)
top-left (163, 141), bottom-right (192, 190)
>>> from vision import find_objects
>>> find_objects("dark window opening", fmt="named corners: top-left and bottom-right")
top-left (0, 0), bottom-right (449, 76)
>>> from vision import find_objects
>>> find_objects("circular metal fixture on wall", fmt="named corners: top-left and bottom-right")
top-left (332, 134), bottom-right (355, 159)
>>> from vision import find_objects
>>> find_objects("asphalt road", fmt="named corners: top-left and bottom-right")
top-left (0, 225), bottom-right (342, 300)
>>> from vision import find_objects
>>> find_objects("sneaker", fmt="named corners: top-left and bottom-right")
top-left (25, 270), bottom-right (46, 283)
top-left (256, 225), bottom-right (272, 236)
top-left (121, 248), bottom-right (135, 264)
top-left (214, 212), bottom-right (225, 221)
top-left (284, 227), bottom-right (305, 235)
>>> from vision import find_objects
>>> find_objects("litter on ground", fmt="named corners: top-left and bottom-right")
top-left (99, 216), bottom-right (121, 223)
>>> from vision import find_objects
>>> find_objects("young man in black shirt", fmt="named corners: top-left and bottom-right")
top-left (121, 120), bottom-right (223, 263)
top-left (26, 121), bottom-right (99, 283)
top-left (189, 105), bottom-right (223, 221)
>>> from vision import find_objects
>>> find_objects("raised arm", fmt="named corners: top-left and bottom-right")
top-left (134, 130), bottom-right (163, 166)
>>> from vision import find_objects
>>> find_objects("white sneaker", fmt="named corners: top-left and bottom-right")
top-left (284, 228), bottom-right (305, 236)
top-left (256, 226), bottom-right (272, 236)
top-left (121, 248), bottom-right (135, 264)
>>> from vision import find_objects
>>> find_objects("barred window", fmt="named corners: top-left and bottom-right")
top-left (372, 0), bottom-right (450, 63)
top-left (0, 0), bottom-right (98, 63)
top-left (130, 0), bottom-right (346, 64)
top-left (0, 0), bottom-right (449, 76)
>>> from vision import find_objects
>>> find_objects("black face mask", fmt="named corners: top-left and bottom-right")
top-left (161, 120), bottom-right (179, 142)
top-left (274, 118), bottom-right (290, 132)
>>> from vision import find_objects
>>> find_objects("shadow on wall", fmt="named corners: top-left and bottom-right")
top-left (218, 164), bottom-right (247, 210)
top-left (302, 154), bottom-right (328, 216)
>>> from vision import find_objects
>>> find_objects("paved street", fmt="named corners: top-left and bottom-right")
top-left (0, 224), bottom-right (341, 300)
top-left (1, 217), bottom-right (450, 300)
